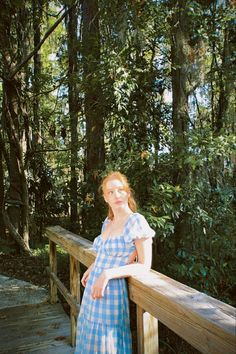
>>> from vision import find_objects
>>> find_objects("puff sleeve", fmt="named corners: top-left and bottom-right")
top-left (124, 213), bottom-right (155, 243)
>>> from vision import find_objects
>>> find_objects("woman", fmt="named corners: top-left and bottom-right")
top-left (75, 171), bottom-right (155, 354)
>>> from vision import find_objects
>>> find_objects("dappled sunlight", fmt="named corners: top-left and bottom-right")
top-left (101, 330), bottom-right (116, 354)
top-left (0, 1), bottom-right (235, 353)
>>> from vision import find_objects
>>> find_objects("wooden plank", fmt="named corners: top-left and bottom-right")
top-left (0, 303), bottom-right (64, 327)
top-left (143, 312), bottom-right (159, 354)
top-left (0, 314), bottom-right (69, 336)
top-left (0, 324), bottom-right (69, 344)
top-left (137, 306), bottom-right (159, 354)
top-left (49, 240), bottom-right (58, 303)
top-left (45, 226), bottom-right (95, 268)
top-left (0, 339), bottom-right (74, 354)
top-left (28, 345), bottom-right (74, 354)
top-left (137, 305), bottom-right (144, 354)
top-left (0, 303), bottom-right (67, 330)
top-left (46, 267), bottom-right (79, 315)
top-left (0, 303), bottom-right (73, 353)
top-left (70, 255), bottom-right (80, 346)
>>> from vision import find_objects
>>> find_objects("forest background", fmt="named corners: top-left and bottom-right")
top-left (0, 0), bottom-right (235, 311)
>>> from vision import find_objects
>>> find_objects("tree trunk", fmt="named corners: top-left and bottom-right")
top-left (82, 0), bottom-right (105, 178)
top-left (81, 0), bottom-right (105, 233)
top-left (0, 1), bottom-right (30, 253)
top-left (67, 3), bottom-right (79, 230)
top-left (170, 1), bottom-right (190, 251)
top-left (32, 0), bottom-right (42, 146)
top-left (171, 1), bottom-right (189, 185)
top-left (2, 79), bottom-right (30, 252)
top-left (32, 0), bottom-right (44, 240)
top-left (217, 1), bottom-right (234, 135)
top-left (0, 150), bottom-right (6, 238)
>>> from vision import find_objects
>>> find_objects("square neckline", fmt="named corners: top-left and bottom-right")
top-left (100, 212), bottom-right (136, 242)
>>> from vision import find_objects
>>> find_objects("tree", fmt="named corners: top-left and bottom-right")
top-left (0, 1), bottom-right (31, 253)
top-left (32, 0), bottom-right (44, 240)
top-left (67, 1), bottom-right (79, 229)
top-left (169, 0), bottom-right (193, 251)
top-left (0, 1), bottom-right (73, 250)
top-left (0, 145), bottom-right (5, 238)
top-left (81, 0), bottom-right (105, 232)
top-left (82, 0), bottom-right (105, 174)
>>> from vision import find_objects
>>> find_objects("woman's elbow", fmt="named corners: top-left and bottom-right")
top-left (138, 261), bottom-right (151, 272)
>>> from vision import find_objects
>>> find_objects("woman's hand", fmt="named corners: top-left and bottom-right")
top-left (91, 271), bottom-right (109, 299)
top-left (81, 263), bottom-right (94, 287)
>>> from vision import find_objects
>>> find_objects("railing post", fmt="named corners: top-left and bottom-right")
top-left (49, 240), bottom-right (58, 303)
top-left (70, 255), bottom-right (80, 347)
top-left (137, 306), bottom-right (144, 354)
top-left (137, 305), bottom-right (159, 354)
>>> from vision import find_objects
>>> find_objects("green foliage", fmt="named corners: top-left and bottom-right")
top-left (102, 119), bottom-right (235, 304)
top-left (1, 0), bottom-right (235, 309)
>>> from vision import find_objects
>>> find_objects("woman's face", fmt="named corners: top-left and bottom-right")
top-left (104, 178), bottom-right (130, 211)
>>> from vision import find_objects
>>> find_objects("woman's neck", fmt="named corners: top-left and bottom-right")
top-left (112, 206), bottom-right (133, 222)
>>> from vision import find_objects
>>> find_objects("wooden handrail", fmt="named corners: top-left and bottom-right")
top-left (45, 225), bottom-right (236, 354)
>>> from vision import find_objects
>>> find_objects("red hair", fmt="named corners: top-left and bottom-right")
top-left (100, 171), bottom-right (137, 220)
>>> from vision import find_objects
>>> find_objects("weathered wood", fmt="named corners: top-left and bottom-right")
top-left (137, 305), bottom-right (145, 354)
top-left (49, 240), bottom-right (57, 303)
top-left (0, 303), bottom-right (74, 353)
top-left (137, 306), bottom-right (159, 354)
top-left (46, 266), bottom-right (79, 316)
top-left (45, 226), bottom-right (236, 354)
top-left (143, 312), bottom-right (159, 354)
top-left (70, 255), bottom-right (80, 346)
top-left (46, 226), bottom-right (95, 267)
top-left (129, 272), bottom-right (236, 354)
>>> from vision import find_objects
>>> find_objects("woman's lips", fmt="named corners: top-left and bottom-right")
top-left (114, 200), bottom-right (123, 204)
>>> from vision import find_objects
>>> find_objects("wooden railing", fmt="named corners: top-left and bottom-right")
top-left (45, 226), bottom-right (236, 354)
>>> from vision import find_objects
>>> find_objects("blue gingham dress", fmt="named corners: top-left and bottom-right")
top-left (75, 212), bottom-right (155, 354)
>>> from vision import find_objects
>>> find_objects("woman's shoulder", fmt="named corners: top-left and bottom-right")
top-left (129, 212), bottom-right (148, 224)
top-left (125, 212), bottom-right (155, 240)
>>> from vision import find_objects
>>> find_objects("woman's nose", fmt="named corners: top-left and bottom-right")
top-left (114, 190), bottom-right (120, 197)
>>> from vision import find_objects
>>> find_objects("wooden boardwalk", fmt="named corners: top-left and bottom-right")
top-left (0, 275), bottom-right (74, 354)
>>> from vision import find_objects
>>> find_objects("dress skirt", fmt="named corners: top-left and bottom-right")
top-left (75, 313), bottom-right (132, 354)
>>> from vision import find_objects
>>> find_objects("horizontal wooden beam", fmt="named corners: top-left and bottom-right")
top-left (128, 272), bottom-right (235, 354)
top-left (45, 226), bottom-right (95, 268)
top-left (45, 226), bottom-right (236, 354)
top-left (46, 266), bottom-right (79, 316)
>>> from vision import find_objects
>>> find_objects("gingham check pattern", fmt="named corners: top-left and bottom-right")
top-left (75, 213), bottom-right (155, 354)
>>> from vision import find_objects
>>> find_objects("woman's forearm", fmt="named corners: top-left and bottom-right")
top-left (91, 262), bottom-right (151, 299)
top-left (104, 262), bottom-right (150, 281)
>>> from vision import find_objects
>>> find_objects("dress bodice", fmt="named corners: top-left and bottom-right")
top-left (92, 212), bottom-right (155, 270)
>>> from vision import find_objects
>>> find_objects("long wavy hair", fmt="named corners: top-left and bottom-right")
top-left (100, 171), bottom-right (137, 220)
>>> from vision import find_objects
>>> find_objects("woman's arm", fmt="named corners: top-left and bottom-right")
top-left (106, 237), bottom-right (152, 278)
top-left (91, 238), bottom-right (152, 299)
top-left (81, 262), bottom-right (94, 287)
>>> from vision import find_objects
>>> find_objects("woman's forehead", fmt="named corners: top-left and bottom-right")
top-left (105, 178), bottom-right (124, 190)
